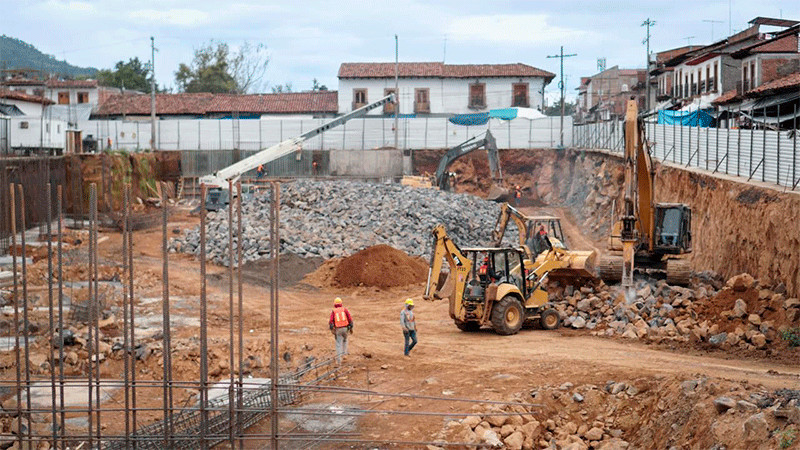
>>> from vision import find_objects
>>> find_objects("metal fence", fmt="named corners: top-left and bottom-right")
top-left (573, 119), bottom-right (800, 190)
top-left (77, 115), bottom-right (573, 153)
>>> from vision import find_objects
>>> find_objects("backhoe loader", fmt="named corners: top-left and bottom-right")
top-left (491, 203), bottom-right (597, 282)
top-left (423, 224), bottom-right (561, 335)
top-left (597, 99), bottom-right (692, 286)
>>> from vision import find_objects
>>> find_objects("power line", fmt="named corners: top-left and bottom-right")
top-left (546, 46), bottom-right (576, 148)
top-left (641, 18), bottom-right (656, 112)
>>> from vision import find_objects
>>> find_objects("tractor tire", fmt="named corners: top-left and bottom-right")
top-left (491, 296), bottom-right (525, 336)
top-left (598, 255), bottom-right (623, 284)
top-left (666, 259), bottom-right (691, 286)
top-left (455, 320), bottom-right (481, 332)
top-left (539, 308), bottom-right (560, 330)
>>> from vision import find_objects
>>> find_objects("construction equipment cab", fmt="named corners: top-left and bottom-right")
top-left (423, 224), bottom-right (561, 335)
top-left (199, 94), bottom-right (396, 211)
top-left (433, 131), bottom-right (508, 200)
top-left (598, 99), bottom-right (692, 286)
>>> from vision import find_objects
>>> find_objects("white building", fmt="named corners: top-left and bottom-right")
top-left (337, 62), bottom-right (555, 115)
top-left (0, 89), bottom-right (53, 116)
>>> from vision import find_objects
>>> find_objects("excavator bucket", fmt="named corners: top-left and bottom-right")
top-left (534, 249), bottom-right (597, 282)
top-left (486, 183), bottom-right (510, 202)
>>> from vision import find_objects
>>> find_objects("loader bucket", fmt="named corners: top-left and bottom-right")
top-left (486, 184), bottom-right (510, 202)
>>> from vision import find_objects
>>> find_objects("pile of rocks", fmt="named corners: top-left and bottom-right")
top-left (553, 272), bottom-right (799, 353)
top-left (171, 180), bottom-right (513, 265)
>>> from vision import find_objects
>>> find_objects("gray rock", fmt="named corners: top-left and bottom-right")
top-left (709, 332), bottom-right (728, 345)
top-left (572, 392), bottom-right (584, 402)
top-left (571, 316), bottom-right (587, 329)
top-left (733, 298), bottom-right (748, 318)
top-left (714, 396), bottom-right (736, 413)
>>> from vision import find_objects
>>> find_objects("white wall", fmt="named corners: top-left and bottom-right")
top-left (46, 87), bottom-right (99, 106)
top-left (338, 77), bottom-right (547, 115)
top-left (8, 116), bottom-right (66, 149)
top-left (4, 99), bottom-right (45, 116)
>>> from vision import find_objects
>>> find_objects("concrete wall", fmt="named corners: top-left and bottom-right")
top-left (338, 77), bottom-right (547, 115)
top-left (4, 99), bottom-right (45, 116)
top-left (329, 148), bottom-right (403, 177)
top-left (7, 116), bottom-right (66, 149)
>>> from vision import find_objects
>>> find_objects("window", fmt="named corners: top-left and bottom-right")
top-left (77, 92), bottom-right (89, 103)
top-left (705, 66), bottom-right (710, 93)
top-left (33, 88), bottom-right (44, 97)
top-left (414, 88), bottom-right (430, 113)
top-left (713, 63), bottom-right (718, 92)
top-left (19, 121), bottom-right (29, 129)
top-left (742, 65), bottom-right (749, 91)
top-left (352, 88), bottom-right (367, 109)
top-left (750, 62), bottom-right (756, 88)
top-left (469, 83), bottom-right (486, 109)
top-left (512, 83), bottom-right (529, 107)
top-left (383, 88), bottom-right (396, 114)
top-left (57, 91), bottom-right (69, 104)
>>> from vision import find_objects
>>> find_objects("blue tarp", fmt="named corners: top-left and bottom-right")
top-left (657, 110), bottom-right (714, 127)
top-left (448, 108), bottom-right (520, 126)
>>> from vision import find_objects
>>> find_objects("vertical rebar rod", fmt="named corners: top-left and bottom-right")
top-left (122, 184), bottom-right (131, 448)
top-left (87, 183), bottom-right (95, 449)
top-left (9, 185), bottom-right (21, 450)
top-left (17, 184), bottom-right (32, 444)
top-left (160, 183), bottom-right (173, 447)
top-left (270, 181), bottom-right (280, 449)
top-left (236, 181), bottom-right (244, 449)
top-left (199, 183), bottom-right (209, 450)
top-left (57, 184), bottom-right (66, 446)
top-left (46, 184), bottom-right (57, 447)
top-left (92, 181), bottom-right (101, 443)
top-left (227, 180), bottom-right (236, 446)
top-left (127, 181), bottom-right (137, 447)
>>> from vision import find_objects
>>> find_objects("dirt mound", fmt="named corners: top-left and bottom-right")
top-left (330, 245), bottom-right (428, 289)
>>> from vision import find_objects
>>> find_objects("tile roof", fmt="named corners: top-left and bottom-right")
top-left (94, 91), bottom-right (338, 116)
top-left (746, 72), bottom-right (800, 96)
top-left (711, 89), bottom-right (741, 105)
top-left (338, 62), bottom-right (555, 80)
top-left (45, 79), bottom-right (98, 88)
top-left (0, 89), bottom-right (54, 105)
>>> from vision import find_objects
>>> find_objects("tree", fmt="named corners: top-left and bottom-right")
top-left (271, 82), bottom-right (293, 93)
top-left (311, 78), bottom-right (328, 91)
top-left (175, 41), bottom-right (270, 94)
top-left (97, 57), bottom-right (153, 92)
top-left (545, 99), bottom-right (576, 116)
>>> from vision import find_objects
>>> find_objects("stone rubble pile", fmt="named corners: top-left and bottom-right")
top-left (553, 272), bottom-right (799, 353)
top-left (171, 180), bottom-right (514, 265)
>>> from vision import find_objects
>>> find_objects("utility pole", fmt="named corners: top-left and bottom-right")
top-left (703, 19), bottom-right (724, 41)
top-left (641, 18), bottom-right (656, 113)
top-left (150, 37), bottom-right (157, 151)
top-left (394, 34), bottom-right (399, 151)
top-left (546, 46), bottom-right (576, 148)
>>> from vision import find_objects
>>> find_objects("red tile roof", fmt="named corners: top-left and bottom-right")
top-left (746, 72), bottom-right (800, 96)
top-left (338, 62), bottom-right (554, 80)
top-left (45, 79), bottom-right (98, 89)
top-left (94, 91), bottom-right (338, 116)
top-left (0, 89), bottom-right (54, 105)
top-left (711, 89), bottom-right (741, 105)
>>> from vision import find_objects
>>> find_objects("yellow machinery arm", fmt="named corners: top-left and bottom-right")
top-left (491, 203), bottom-right (528, 247)
top-left (424, 224), bottom-right (473, 301)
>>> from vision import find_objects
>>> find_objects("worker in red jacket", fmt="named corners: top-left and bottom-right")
top-left (328, 297), bottom-right (353, 364)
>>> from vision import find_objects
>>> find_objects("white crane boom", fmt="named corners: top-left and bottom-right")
top-left (199, 93), bottom-right (396, 187)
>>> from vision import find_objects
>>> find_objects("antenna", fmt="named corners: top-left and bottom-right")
top-left (683, 36), bottom-right (696, 46)
top-left (443, 34), bottom-right (447, 63)
top-left (703, 19), bottom-right (724, 41)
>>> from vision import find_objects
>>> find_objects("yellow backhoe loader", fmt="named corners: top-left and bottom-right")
top-left (597, 99), bottom-right (692, 286)
top-left (491, 203), bottom-right (597, 282)
top-left (423, 224), bottom-right (561, 335)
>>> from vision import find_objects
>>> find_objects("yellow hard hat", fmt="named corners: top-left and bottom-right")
top-left (334, 297), bottom-right (343, 305)
top-left (405, 298), bottom-right (414, 306)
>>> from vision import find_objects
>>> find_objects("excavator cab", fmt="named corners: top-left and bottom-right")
top-left (654, 204), bottom-right (692, 253)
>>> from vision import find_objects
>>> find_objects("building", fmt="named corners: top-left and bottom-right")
top-left (0, 89), bottom-right (54, 116)
top-left (91, 91), bottom-right (339, 120)
top-left (1, 78), bottom-right (133, 108)
top-left (337, 62), bottom-right (555, 115)
top-left (575, 66), bottom-right (645, 122)
top-left (650, 17), bottom-right (799, 111)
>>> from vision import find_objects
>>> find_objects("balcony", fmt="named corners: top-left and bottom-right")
top-left (414, 101), bottom-right (430, 114)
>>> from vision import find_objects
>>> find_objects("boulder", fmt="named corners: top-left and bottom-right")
top-left (709, 332), bottom-right (727, 346)
top-left (571, 316), bottom-right (587, 329)
top-left (504, 431), bottom-right (525, 450)
top-left (751, 333), bottom-right (767, 349)
top-left (584, 427), bottom-right (604, 441)
top-left (462, 415), bottom-right (481, 429)
top-left (714, 396), bottom-right (736, 413)
top-left (747, 314), bottom-right (761, 326)
top-left (733, 299), bottom-right (748, 318)
top-left (727, 273), bottom-right (755, 292)
top-left (743, 413), bottom-right (769, 441)
top-left (480, 428), bottom-right (503, 447)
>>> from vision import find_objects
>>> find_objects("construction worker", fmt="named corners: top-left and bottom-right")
top-left (328, 297), bottom-right (353, 364)
top-left (536, 223), bottom-right (553, 253)
top-left (401, 298), bottom-right (417, 356)
top-left (257, 164), bottom-right (264, 179)
top-left (514, 185), bottom-right (522, 206)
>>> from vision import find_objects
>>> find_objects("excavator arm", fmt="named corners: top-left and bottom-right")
top-left (424, 224), bottom-right (472, 300)
top-left (434, 130), bottom-right (503, 190)
top-left (491, 202), bottom-right (528, 247)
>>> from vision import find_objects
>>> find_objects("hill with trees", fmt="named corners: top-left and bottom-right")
top-left (0, 35), bottom-right (97, 78)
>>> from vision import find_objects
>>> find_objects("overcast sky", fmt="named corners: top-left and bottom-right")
top-left (6, 0), bottom-right (800, 102)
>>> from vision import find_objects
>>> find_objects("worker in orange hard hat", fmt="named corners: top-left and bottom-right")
top-left (328, 297), bottom-right (353, 364)
top-left (514, 184), bottom-right (522, 206)
top-left (400, 298), bottom-right (417, 356)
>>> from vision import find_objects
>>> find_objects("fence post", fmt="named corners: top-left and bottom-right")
top-left (777, 103), bottom-right (781, 185)
top-left (137, 122), bottom-right (140, 149)
top-left (259, 120), bottom-right (263, 149)
top-left (424, 117), bottom-right (428, 149)
top-left (763, 107), bottom-right (767, 182)
top-left (749, 109), bottom-right (754, 178)
top-left (280, 120), bottom-right (283, 141)
top-left (177, 120), bottom-right (180, 150)
top-left (508, 120), bottom-right (511, 149)
top-left (794, 104), bottom-right (798, 189)
top-left (361, 117), bottom-right (365, 151)
top-left (342, 121), bottom-right (346, 150)
top-left (445, 119), bottom-right (448, 148)
top-left (529, 120), bottom-right (533, 149)
top-left (198, 121), bottom-right (201, 151)
top-left (218, 120), bottom-right (222, 150)
top-left (737, 107), bottom-right (742, 177)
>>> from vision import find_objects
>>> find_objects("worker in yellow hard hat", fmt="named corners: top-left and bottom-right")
top-left (328, 297), bottom-right (353, 364)
top-left (400, 298), bottom-right (417, 356)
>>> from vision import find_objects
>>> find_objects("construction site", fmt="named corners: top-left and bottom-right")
top-left (2, 86), bottom-right (800, 450)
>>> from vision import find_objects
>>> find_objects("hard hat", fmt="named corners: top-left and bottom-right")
top-left (334, 297), bottom-right (342, 305)
top-left (405, 298), bottom-right (414, 306)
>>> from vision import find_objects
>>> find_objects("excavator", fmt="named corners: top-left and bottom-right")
top-left (491, 202), bottom-right (597, 283)
top-left (433, 131), bottom-right (509, 200)
top-left (597, 99), bottom-right (692, 286)
top-left (423, 224), bottom-right (561, 335)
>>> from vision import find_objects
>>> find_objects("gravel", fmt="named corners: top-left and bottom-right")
top-left (171, 179), bottom-right (515, 266)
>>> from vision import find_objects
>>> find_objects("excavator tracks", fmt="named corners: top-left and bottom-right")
top-left (666, 259), bottom-right (692, 286)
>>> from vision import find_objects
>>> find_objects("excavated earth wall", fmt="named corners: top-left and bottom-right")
top-left (414, 148), bottom-right (800, 297)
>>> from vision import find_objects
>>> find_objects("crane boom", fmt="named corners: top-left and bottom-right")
top-left (200, 93), bottom-right (396, 187)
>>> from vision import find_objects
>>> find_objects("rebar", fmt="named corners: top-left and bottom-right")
top-left (161, 182), bottom-right (173, 447)
top-left (199, 183), bottom-right (209, 450)
top-left (270, 181), bottom-right (280, 449)
top-left (87, 182), bottom-right (95, 448)
top-left (18, 183), bottom-right (32, 444)
top-left (227, 179), bottom-right (235, 447)
top-left (122, 184), bottom-right (131, 448)
top-left (9, 184), bottom-right (22, 450)
top-left (46, 184), bottom-right (57, 447)
top-left (236, 180), bottom-right (244, 449)
top-left (57, 184), bottom-right (66, 446)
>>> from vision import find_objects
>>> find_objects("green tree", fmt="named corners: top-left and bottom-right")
top-left (545, 99), bottom-right (576, 116)
top-left (271, 82), bottom-right (293, 93)
top-left (175, 41), bottom-right (270, 94)
top-left (97, 57), bottom-right (153, 92)
top-left (311, 78), bottom-right (328, 91)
